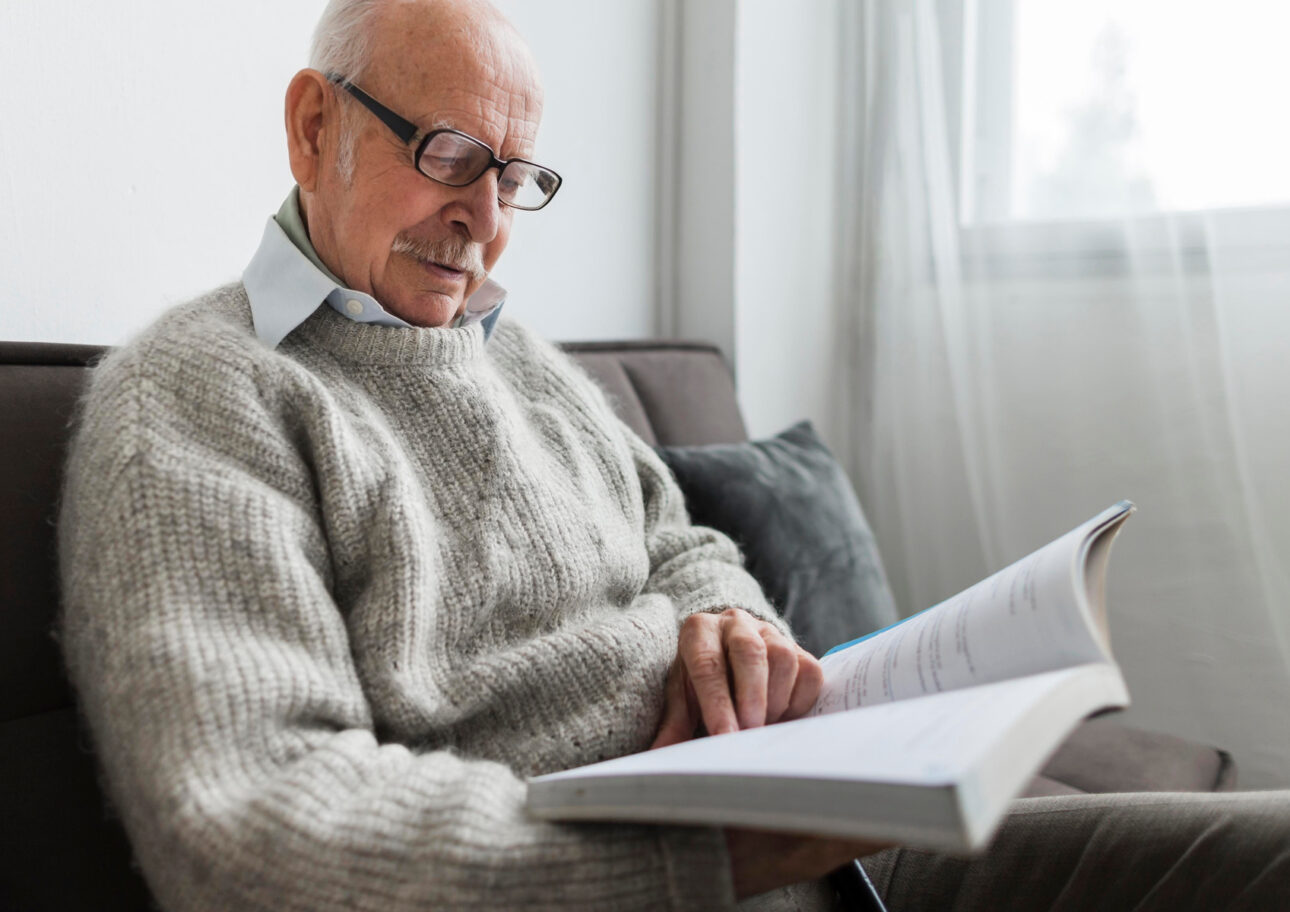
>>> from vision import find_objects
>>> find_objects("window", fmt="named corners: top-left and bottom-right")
top-left (962, 0), bottom-right (1290, 225)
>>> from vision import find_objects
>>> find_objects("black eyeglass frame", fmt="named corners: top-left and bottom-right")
top-left (326, 73), bottom-right (562, 211)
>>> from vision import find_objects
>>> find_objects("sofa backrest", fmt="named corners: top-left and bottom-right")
top-left (0, 338), bottom-right (746, 912)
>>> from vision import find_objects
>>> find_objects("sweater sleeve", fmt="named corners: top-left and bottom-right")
top-left (495, 317), bottom-right (786, 636)
top-left (58, 347), bottom-right (735, 912)
top-left (626, 429), bottom-right (788, 635)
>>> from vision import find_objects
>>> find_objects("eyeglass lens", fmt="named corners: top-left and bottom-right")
top-left (418, 132), bottom-right (558, 210)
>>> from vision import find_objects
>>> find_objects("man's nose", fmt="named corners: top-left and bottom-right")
top-left (447, 170), bottom-right (502, 243)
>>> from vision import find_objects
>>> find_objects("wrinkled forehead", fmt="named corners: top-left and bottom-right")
top-left (363, 4), bottom-right (543, 158)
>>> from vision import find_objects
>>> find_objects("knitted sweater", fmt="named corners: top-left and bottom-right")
top-left (58, 284), bottom-right (788, 912)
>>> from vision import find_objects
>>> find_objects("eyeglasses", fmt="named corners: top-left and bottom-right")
top-left (327, 74), bottom-right (563, 211)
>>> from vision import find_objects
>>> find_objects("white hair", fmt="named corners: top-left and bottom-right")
top-left (306, 0), bottom-right (527, 183)
top-left (310, 0), bottom-right (386, 82)
top-left (309, 0), bottom-right (388, 182)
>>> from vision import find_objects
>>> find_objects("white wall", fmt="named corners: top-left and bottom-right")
top-left (734, 0), bottom-right (840, 439)
top-left (664, 0), bottom-right (843, 440)
top-left (490, 0), bottom-right (663, 339)
top-left (0, 0), bottom-right (662, 346)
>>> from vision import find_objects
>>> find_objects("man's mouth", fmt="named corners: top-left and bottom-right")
top-left (424, 260), bottom-right (467, 282)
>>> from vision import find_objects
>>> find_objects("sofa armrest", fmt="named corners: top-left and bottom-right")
top-left (1025, 717), bottom-right (1237, 797)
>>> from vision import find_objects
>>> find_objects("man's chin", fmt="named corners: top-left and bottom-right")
top-left (384, 292), bottom-right (463, 329)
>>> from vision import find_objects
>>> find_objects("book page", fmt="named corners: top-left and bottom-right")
top-left (810, 505), bottom-right (1130, 716)
top-left (533, 664), bottom-right (1124, 786)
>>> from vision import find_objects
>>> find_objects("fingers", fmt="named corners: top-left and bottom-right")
top-left (683, 614), bottom-right (740, 736)
top-left (784, 650), bottom-right (823, 720)
top-left (728, 612), bottom-right (817, 727)
top-left (673, 608), bottom-right (820, 739)
top-left (725, 614), bottom-right (769, 730)
top-left (652, 610), bottom-right (828, 748)
top-left (650, 659), bottom-right (700, 749)
top-left (763, 631), bottom-right (799, 722)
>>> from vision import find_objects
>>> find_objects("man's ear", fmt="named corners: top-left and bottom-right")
top-left (285, 69), bottom-right (332, 192)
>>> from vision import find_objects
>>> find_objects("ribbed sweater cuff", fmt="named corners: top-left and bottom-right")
top-left (659, 825), bottom-right (736, 911)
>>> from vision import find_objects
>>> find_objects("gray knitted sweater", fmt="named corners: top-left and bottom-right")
top-left (59, 284), bottom-right (788, 911)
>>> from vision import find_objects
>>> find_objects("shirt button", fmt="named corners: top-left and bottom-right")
top-left (345, 299), bottom-right (364, 316)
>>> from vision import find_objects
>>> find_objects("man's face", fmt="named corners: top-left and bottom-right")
top-left (304, 3), bottom-right (543, 327)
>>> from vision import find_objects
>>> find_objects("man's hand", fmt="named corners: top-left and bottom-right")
top-left (724, 828), bottom-right (893, 900)
top-left (650, 607), bottom-right (823, 749)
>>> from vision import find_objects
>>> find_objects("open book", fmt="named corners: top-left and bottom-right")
top-left (527, 502), bottom-right (1135, 853)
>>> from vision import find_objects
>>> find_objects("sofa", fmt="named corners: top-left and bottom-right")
top-left (0, 338), bottom-right (1236, 911)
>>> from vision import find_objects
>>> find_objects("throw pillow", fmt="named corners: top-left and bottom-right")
top-left (656, 420), bottom-right (899, 657)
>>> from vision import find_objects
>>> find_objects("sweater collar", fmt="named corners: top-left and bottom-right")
top-left (242, 187), bottom-right (506, 348)
top-left (297, 304), bottom-right (489, 367)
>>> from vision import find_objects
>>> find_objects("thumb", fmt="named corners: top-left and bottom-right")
top-left (650, 664), bottom-right (699, 749)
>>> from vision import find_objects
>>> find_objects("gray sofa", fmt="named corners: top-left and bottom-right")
top-left (0, 339), bottom-right (1235, 911)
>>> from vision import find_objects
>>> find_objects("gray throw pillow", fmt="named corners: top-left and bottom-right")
top-left (656, 421), bottom-right (900, 657)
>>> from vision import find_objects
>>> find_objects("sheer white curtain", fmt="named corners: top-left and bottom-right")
top-left (830, 0), bottom-right (1290, 786)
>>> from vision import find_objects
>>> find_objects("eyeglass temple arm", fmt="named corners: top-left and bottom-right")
top-left (325, 73), bottom-right (419, 145)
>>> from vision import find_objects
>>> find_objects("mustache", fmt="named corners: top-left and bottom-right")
top-left (390, 233), bottom-right (487, 282)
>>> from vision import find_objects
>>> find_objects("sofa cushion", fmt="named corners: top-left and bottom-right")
top-left (0, 353), bottom-right (101, 722)
top-left (1, 708), bottom-right (152, 912)
top-left (657, 420), bottom-right (900, 657)
top-left (564, 341), bottom-right (748, 446)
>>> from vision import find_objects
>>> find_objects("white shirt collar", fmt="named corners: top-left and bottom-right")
top-left (242, 208), bottom-right (507, 349)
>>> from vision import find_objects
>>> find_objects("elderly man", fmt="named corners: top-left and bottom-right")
top-left (59, 0), bottom-right (873, 909)
top-left (59, 0), bottom-right (1290, 910)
